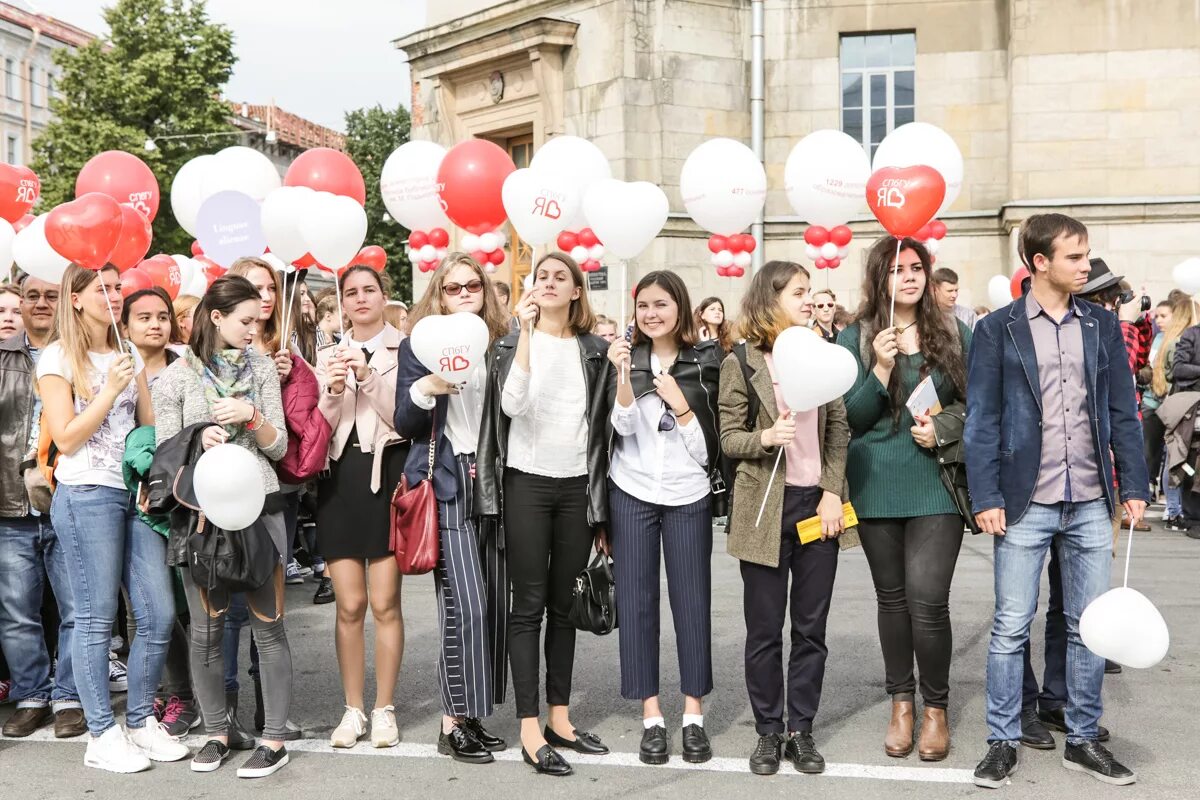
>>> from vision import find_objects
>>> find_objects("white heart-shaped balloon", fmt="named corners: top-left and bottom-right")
top-left (300, 192), bottom-right (368, 270)
top-left (582, 179), bottom-right (669, 260)
top-left (1079, 586), bottom-right (1169, 669)
top-left (502, 168), bottom-right (579, 247)
top-left (192, 443), bottom-right (266, 531)
top-left (0, 218), bottom-right (15, 275)
top-left (13, 214), bottom-right (70, 284)
top-left (772, 326), bottom-right (858, 412)
top-left (409, 312), bottom-right (490, 384)
top-left (530, 136), bottom-right (611, 231)
top-left (1172, 258), bottom-right (1200, 296)
top-left (679, 137), bottom-right (767, 236)
top-left (262, 186), bottom-right (315, 264)
top-left (987, 274), bottom-right (1013, 309)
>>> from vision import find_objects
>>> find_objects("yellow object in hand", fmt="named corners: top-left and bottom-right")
top-left (796, 502), bottom-right (858, 544)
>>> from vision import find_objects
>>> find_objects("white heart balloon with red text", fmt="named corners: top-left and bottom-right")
top-left (409, 312), bottom-right (490, 384)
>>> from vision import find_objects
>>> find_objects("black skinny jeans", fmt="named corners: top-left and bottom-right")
top-left (858, 515), bottom-right (963, 708)
top-left (503, 469), bottom-right (594, 719)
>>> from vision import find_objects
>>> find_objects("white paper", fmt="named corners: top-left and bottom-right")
top-left (905, 375), bottom-right (942, 419)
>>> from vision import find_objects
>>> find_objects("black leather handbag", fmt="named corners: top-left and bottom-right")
top-left (569, 552), bottom-right (618, 636)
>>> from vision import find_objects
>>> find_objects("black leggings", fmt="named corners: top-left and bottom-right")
top-left (858, 515), bottom-right (963, 708)
top-left (503, 469), bottom-right (593, 719)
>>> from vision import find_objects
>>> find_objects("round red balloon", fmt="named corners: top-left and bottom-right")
top-left (716, 265), bottom-right (730, 277)
top-left (429, 228), bottom-right (450, 248)
top-left (728, 266), bottom-right (745, 278)
top-left (45, 193), bottom-right (125, 270)
top-left (829, 225), bottom-right (853, 247)
top-left (578, 229), bottom-right (598, 248)
top-left (437, 139), bottom-right (516, 235)
top-left (470, 249), bottom-right (488, 265)
top-left (804, 226), bottom-right (830, 247)
top-left (557, 231), bottom-right (578, 252)
top-left (108, 204), bottom-right (154, 271)
top-left (814, 257), bottom-right (829, 270)
top-left (708, 235), bottom-right (728, 254)
top-left (408, 230), bottom-right (429, 250)
top-left (0, 164), bottom-right (39, 223)
top-left (284, 148), bottom-right (366, 205)
top-left (739, 234), bottom-right (757, 253)
top-left (1011, 266), bottom-right (1031, 299)
top-left (356, 245), bottom-right (387, 272)
top-left (139, 256), bottom-right (181, 300)
top-left (190, 240), bottom-right (204, 257)
top-left (120, 267), bottom-right (154, 297)
top-left (487, 249), bottom-right (505, 266)
top-left (930, 220), bottom-right (948, 240)
top-left (75, 151), bottom-right (159, 221)
top-left (865, 166), bottom-right (946, 239)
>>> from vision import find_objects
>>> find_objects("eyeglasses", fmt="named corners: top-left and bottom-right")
top-left (22, 291), bottom-right (60, 305)
top-left (814, 303), bottom-right (834, 310)
top-left (658, 401), bottom-right (676, 432)
top-left (442, 279), bottom-right (484, 296)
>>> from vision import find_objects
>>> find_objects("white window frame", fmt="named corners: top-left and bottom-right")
top-left (4, 58), bottom-right (16, 100)
top-left (839, 33), bottom-right (916, 159)
top-left (6, 133), bottom-right (21, 166)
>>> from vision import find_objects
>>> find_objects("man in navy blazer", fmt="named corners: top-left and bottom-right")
top-left (964, 213), bottom-right (1149, 789)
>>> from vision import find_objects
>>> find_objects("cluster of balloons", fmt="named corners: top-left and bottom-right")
top-left (682, 138), bottom-right (766, 278)
top-left (462, 230), bottom-right (507, 272)
top-left (557, 229), bottom-right (605, 272)
top-left (803, 225), bottom-right (852, 270)
top-left (785, 130), bottom-right (870, 261)
top-left (707, 233), bottom-right (756, 277)
top-left (911, 219), bottom-right (949, 259)
top-left (407, 227), bottom-right (449, 273)
top-left (865, 123), bottom-right (963, 241)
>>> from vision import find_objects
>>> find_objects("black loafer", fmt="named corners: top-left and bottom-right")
top-left (522, 744), bottom-right (573, 776)
top-left (784, 731), bottom-right (824, 774)
top-left (1037, 708), bottom-right (1110, 742)
top-left (438, 724), bottom-right (494, 764)
top-left (1020, 707), bottom-right (1055, 750)
top-left (639, 725), bottom-right (669, 765)
top-left (543, 725), bottom-right (609, 755)
top-left (681, 723), bottom-right (711, 764)
top-left (463, 717), bottom-right (506, 752)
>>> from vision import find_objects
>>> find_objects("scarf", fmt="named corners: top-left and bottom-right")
top-left (185, 347), bottom-right (258, 437)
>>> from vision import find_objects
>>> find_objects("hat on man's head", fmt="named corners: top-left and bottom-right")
top-left (1079, 257), bottom-right (1123, 296)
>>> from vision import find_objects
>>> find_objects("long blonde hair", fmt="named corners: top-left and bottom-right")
top-left (407, 252), bottom-right (512, 343)
top-left (229, 257), bottom-right (283, 353)
top-left (1152, 294), bottom-right (1197, 397)
top-left (50, 264), bottom-right (121, 402)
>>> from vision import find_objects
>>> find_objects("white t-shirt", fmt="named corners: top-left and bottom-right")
top-left (36, 342), bottom-right (144, 490)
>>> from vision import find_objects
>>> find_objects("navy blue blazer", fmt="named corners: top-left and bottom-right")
top-left (393, 337), bottom-right (459, 502)
top-left (964, 295), bottom-right (1150, 524)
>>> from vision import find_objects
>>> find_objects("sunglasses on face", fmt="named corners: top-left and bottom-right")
top-left (442, 279), bottom-right (484, 296)
top-left (814, 303), bottom-right (834, 310)
top-left (658, 401), bottom-right (676, 432)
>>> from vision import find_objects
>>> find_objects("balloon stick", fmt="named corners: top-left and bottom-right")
top-left (102, 280), bottom-right (126, 356)
top-left (334, 269), bottom-right (345, 338)
top-left (1123, 518), bottom-right (1134, 588)
top-left (528, 246), bottom-right (537, 340)
top-left (755, 446), bottom-right (785, 528)
top-left (887, 236), bottom-right (902, 329)
top-left (283, 271), bottom-right (300, 347)
top-left (620, 259), bottom-right (628, 385)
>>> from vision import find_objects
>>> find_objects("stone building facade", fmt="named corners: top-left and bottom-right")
top-left (396, 0), bottom-right (1200, 315)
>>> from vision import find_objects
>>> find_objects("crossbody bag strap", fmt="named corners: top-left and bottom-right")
top-left (427, 405), bottom-right (438, 480)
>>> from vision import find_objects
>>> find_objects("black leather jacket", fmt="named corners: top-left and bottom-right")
top-left (0, 335), bottom-right (36, 518)
top-left (475, 331), bottom-right (611, 527)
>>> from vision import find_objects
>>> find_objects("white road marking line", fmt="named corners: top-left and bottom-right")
top-left (12, 728), bottom-right (975, 783)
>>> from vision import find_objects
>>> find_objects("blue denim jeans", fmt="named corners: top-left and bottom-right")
top-left (986, 499), bottom-right (1111, 745)
top-left (51, 484), bottom-right (176, 735)
top-left (1162, 455), bottom-right (1182, 519)
top-left (0, 515), bottom-right (80, 710)
top-left (1020, 545), bottom-right (1067, 711)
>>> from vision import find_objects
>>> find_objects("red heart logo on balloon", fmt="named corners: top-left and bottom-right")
top-left (866, 166), bottom-right (946, 239)
top-left (45, 193), bottom-right (125, 270)
top-left (0, 164), bottom-right (39, 223)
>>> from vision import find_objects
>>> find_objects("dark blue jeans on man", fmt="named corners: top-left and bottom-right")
top-left (0, 515), bottom-right (80, 712)
top-left (1021, 545), bottom-right (1067, 712)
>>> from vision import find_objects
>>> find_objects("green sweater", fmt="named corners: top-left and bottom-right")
top-left (835, 322), bottom-right (970, 520)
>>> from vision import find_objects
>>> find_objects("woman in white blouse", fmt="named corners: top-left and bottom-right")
top-left (606, 271), bottom-right (723, 766)
top-left (476, 253), bottom-right (611, 777)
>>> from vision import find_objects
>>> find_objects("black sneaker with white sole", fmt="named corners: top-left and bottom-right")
top-left (236, 745), bottom-right (289, 778)
top-left (1062, 741), bottom-right (1136, 785)
top-left (974, 741), bottom-right (1019, 788)
top-left (191, 739), bottom-right (231, 773)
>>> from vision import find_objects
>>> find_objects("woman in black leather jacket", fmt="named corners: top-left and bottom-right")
top-left (474, 252), bottom-right (611, 776)
top-left (605, 270), bottom-right (722, 766)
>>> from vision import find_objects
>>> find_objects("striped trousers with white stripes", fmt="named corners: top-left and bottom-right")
top-left (608, 482), bottom-right (713, 701)
top-left (434, 454), bottom-right (507, 718)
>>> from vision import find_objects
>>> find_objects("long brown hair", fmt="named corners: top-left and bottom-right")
top-left (189, 275), bottom-right (263, 366)
top-left (1153, 293), bottom-right (1197, 397)
top-left (408, 252), bottom-right (511, 343)
top-left (532, 252), bottom-right (597, 335)
top-left (632, 271), bottom-right (699, 347)
top-left (50, 264), bottom-right (122, 402)
top-left (694, 296), bottom-right (732, 352)
top-left (121, 286), bottom-right (183, 345)
top-left (229, 257), bottom-right (284, 353)
top-left (737, 260), bottom-right (809, 350)
top-left (855, 235), bottom-right (967, 424)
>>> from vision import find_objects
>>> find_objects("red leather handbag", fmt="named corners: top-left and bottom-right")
top-left (389, 410), bottom-right (439, 575)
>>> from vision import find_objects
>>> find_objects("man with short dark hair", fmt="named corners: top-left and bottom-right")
top-left (931, 267), bottom-right (978, 330)
top-left (965, 213), bottom-right (1148, 788)
top-left (0, 274), bottom-right (84, 739)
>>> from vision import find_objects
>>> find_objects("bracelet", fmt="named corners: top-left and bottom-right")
top-left (675, 406), bottom-right (693, 417)
top-left (246, 409), bottom-right (264, 432)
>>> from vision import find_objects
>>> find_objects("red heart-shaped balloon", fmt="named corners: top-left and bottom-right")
top-left (866, 166), bottom-right (946, 239)
top-left (109, 204), bottom-right (154, 271)
top-left (0, 164), bottom-right (40, 223)
top-left (45, 193), bottom-right (125, 270)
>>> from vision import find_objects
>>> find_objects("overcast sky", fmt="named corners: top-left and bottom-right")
top-left (27, 0), bottom-right (427, 131)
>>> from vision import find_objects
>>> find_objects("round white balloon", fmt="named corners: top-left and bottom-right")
top-left (0, 219), bottom-right (14, 275)
top-left (501, 168), bottom-right (580, 246)
top-left (203, 146), bottom-right (282, 203)
top-left (570, 245), bottom-right (589, 263)
top-left (772, 326), bottom-right (858, 412)
top-left (530, 135), bottom-right (611, 231)
top-left (679, 138), bottom-right (767, 236)
top-left (461, 234), bottom-right (480, 252)
top-left (987, 274), bottom-right (1013, 309)
top-left (714, 250), bottom-right (734, 268)
top-left (873, 122), bottom-right (964, 216)
top-left (192, 443), bottom-right (266, 530)
top-left (300, 192), bottom-right (368, 270)
top-left (261, 186), bottom-right (315, 264)
top-left (380, 140), bottom-right (451, 232)
top-left (820, 242), bottom-right (839, 260)
top-left (582, 179), bottom-right (669, 260)
top-left (409, 312), bottom-right (490, 384)
top-left (1079, 586), bottom-right (1169, 669)
top-left (733, 251), bottom-right (752, 268)
top-left (171, 155), bottom-right (216, 238)
top-left (478, 232), bottom-right (500, 253)
top-left (1172, 258), bottom-right (1200, 295)
top-left (13, 214), bottom-right (70, 284)
top-left (784, 130), bottom-right (871, 228)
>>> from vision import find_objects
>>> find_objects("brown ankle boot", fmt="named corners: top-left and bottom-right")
top-left (884, 699), bottom-right (915, 757)
top-left (917, 706), bottom-right (950, 761)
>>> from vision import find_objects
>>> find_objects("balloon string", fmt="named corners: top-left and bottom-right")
top-left (456, 388), bottom-right (476, 446)
top-left (1123, 517), bottom-right (1134, 588)
top-left (334, 270), bottom-right (345, 339)
top-left (755, 447), bottom-right (785, 528)
top-left (888, 236), bottom-right (902, 329)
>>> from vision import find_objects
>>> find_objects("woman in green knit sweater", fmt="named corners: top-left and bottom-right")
top-left (835, 236), bottom-right (970, 763)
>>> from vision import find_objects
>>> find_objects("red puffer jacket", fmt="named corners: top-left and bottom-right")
top-left (279, 354), bottom-right (332, 483)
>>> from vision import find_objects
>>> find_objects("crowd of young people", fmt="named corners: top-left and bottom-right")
top-left (0, 211), bottom-right (1156, 790)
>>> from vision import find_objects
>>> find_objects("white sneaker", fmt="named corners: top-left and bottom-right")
top-left (371, 706), bottom-right (400, 748)
top-left (330, 706), bottom-right (367, 748)
top-left (84, 726), bottom-right (152, 774)
top-left (129, 720), bottom-right (190, 762)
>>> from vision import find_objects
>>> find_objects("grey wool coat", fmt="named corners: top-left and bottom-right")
top-left (718, 342), bottom-right (858, 568)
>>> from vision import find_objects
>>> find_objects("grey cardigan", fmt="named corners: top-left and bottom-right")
top-left (151, 351), bottom-right (288, 493)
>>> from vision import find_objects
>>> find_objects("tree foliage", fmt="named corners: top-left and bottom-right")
top-left (343, 103), bottom-right (412, 301)
top-left (31, 0), bottom-right (235, 255)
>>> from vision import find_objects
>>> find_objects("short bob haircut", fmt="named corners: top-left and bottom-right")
top-left (631, 270), bottom-right (699, 347)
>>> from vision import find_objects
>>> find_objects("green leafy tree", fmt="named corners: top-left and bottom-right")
top-left (32, 0), bottom-right (235, 255)
top-left (343, 103), bottom-right (412, 300)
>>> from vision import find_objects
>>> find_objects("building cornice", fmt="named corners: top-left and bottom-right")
top-left (396, 11), bottom-right (578, 80)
